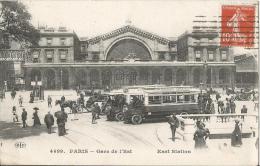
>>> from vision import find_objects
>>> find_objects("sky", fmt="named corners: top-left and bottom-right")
top-left (22, 0), bottom-right (258, 54)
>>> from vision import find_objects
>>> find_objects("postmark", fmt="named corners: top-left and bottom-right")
top-left (221, 5), bottom-right (255, 47)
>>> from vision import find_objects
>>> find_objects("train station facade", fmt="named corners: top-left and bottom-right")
top-left (23, 25), bottom-right (236, 90)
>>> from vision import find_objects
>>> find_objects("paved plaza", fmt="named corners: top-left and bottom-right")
top-left (0, 90), bottom-right (258, 165)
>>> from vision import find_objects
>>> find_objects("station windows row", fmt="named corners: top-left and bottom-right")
top-left (194, 50), bottom-right (227, 61)
top-left (32, 49), bottom-right (68, 63)
top-left (43, 38), bottom-right (67, 46)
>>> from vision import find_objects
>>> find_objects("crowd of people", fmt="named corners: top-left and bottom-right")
top-left (0, 86), bottom-right (257, 149)
top-left (2, 89), bottom-right (69, 136)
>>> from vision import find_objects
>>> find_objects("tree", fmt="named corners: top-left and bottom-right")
top-left (0, 1), bottom-right (39, 49)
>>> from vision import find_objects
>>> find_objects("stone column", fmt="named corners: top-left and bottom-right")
top-left (41, 69), bottom-right (47, 89)
top-left (187, 67), bottom-right (193, 85)
top-left (172, 68), bottom-right (176, 85)
top-left (54, 49), bottom-right (59, 63)
top-left (188, 47), bottom-right (194, 61)
top-left (203, 48), bottom-right (207, 61)
top-left (55, 69), bottom-right (61, 89)
top-left (24, 68), bottom-right (32, 90)
top-left (216, 48), bottom-right (220, 62)
top-left (68, 68), bottom-right (75, 89)
top-left (215, 68), bottom-right (219, 86)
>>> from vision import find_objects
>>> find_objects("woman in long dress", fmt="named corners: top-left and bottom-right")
top-left (33, 108), bottom-right (41, 127)
top-left (194, 121), bottom-right (210, 149)
top-left (231, 120), bottom-right (242, 147)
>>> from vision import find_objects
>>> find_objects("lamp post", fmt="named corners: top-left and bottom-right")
top-left (60, 69), bottom-right (63, 90)
top-left (203, 60), bottom-right (208, 90)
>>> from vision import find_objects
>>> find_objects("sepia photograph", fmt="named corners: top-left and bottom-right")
top-left (0, 0), bottom-right (259, 165)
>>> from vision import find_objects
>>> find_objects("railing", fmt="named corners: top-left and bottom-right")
top-left (176, 113), bottom-right (258, 141)
top-left (177, 113), bottom-right (258, 124)
top-left (0, 50), bottom-right (26, 61)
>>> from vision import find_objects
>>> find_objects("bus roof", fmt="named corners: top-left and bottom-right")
top-left (105, 85), bottom-right (203, 96)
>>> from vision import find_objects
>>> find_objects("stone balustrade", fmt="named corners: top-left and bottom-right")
top-left (176, 113), bottom-right (258, 141)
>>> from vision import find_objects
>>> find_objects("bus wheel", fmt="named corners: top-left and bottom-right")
top-left (131, 115), bottom-right (142, 125)
top-left (115, 112), bottom-right (124, 121)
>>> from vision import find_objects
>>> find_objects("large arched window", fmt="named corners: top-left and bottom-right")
top-left (219, 68), bottom-right (230, 84)
top-left (152, 69), bottom-right (161, 84)
top-left (75, 69), bottom-right (88, 87)
top-left (193, 68), bottom-right (201, 85)
top-left (45, 69), bottom-right (55, 89)
top-left (176, 69), bottom-right (186, 85)
top-left (90, 69), bottom-right (100, 87)
top-left (31, 69), bottom-right (41, 81)
top-left (106, 39), bottom-right (151, 60)
top-left (164, 69), bottom-right (172, 84)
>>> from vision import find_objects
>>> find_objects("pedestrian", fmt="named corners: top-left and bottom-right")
top-left (105, 104), bottom-right (113, 121)
top-left (11, 89), bottom-right (16, 99)
top-left (91, 103), bottom-right (97, 124)
top-left (168, 114), bottom-right (179, 142)
top-left (32, 107), bottom-right (41, 127)
top-left (2, 88), bottom-right (5, 99)
top-left (193, 121), bottom-right (210, 149)
top-left (21, 108), bottom-right (27, 128)
top-left (44, 111), bottom-right (54, 134)
top-left (216, 92), bottom-right (221, 102)
top-left (241, 105), bottom-right (248, 114)
top-left (225, 101), bottom-right (231, 114)
top-left (95, 103), bottom-right (101, 119)
top-left (230, 100), bottom-right (236, 114)
top-left (241, 105), bottom-right (247, 121)
top-left (210, 102), bottom-right (215, 114)
top-left (55, 107), bottom-right (68, 136)
top-left (0, 90), bottom-right (3, 102)
top-left (12, 106), bottom-right (18, 122)
top-left (47, 95), bottom-right (52, 108)
top-left (61, 95), bottom-right (65, 103)
top-left (29, 92), bottom-right (34, 103)
top-left (18, 95), bottom-right (23, 107)
top-left (231, 120), bottom-right (242, 147)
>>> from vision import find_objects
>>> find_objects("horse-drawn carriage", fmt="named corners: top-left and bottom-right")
top-left (234, 88), bottom-right (255, 101)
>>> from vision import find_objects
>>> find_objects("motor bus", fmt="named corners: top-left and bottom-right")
top-left (122, 86), bottom-right (203, 124)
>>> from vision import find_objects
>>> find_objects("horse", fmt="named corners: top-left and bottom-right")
top-left (55, 100), bottom-right (78, 114)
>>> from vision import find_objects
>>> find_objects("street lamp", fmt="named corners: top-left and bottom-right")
top-left (60, 69), bottom-right (63, 90)
top-left (203, 60), bottom-right (208, 89)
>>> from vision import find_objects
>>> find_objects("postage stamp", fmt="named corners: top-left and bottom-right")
top-left (221, 5), bottom-right (255, 47)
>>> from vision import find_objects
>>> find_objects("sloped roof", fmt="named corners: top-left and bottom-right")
top-left (235, 55), bottom-right (258, 72)
top-left (86, 25), bottom-right (171, 45)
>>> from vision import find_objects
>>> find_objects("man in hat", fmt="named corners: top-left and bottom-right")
top-left (32, 107), bottom-right (41, 127)
top-left (61, 95), bottom-right (65, 104)
top-left (241, 105), bottom-right (248, 114)
top-left (29, 92), bottom-right (34, 103)
top-left (231, 119), bottom-right (242, 147)
top-left (21, 108), bottom-right (27, 128)
top-left (168, 113), bottom-right (179, 142)
top-left (55, 107), bottom-right (68, 136)
top-left (44, 111), bottom-right (54, 134)
top-left (12, 106), bottom-right (18, 122)
top-left (18, 95), bottom-right (23, 107)
top-left (47, 95), bottom-right (52, 108)
top-left (91, 103), bottom-right (97, 124)
top-left (95, 103), bottom-right (101, 119)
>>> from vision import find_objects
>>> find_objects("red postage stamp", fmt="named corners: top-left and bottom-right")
top-left (221, 5), bottom-right (255, 47)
